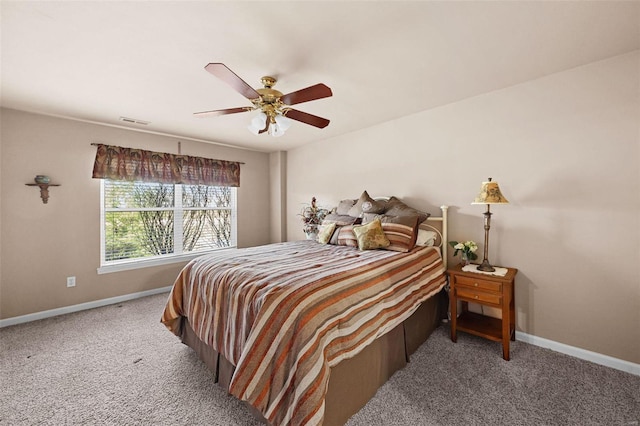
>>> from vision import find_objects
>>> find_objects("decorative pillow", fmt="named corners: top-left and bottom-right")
top-left (361, 213), bottom-right (417, 226)
top-left (347, 190), bottom-right (387, 218)
top-left (380, 222), bottom-right (418, 252)
top-left (361, 213), bottom-right (378, 224)
top-left (384, 197), bottom-right (430, 224)
top-left (322, 213), bottom-right (359, 226)
top-left (416, 229), bottom-right (438, 247)
top-left (361, 214), bottom-right (419, 252)
top-left (352, 219), bottom-right (390, 251)
top-left (336, 199), bottom-right (357, 215)
top-left (328, 225), bottom-right (342, 245)
top-left (336, 225), bottom-right (358, 247)
top-left (317, 223), bottom-right (337, 244)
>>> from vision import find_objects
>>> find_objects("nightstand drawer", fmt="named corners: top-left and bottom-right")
top-left (455, 276), bottom-right (502, 293)
top-left (456, 288), bottom-right (502, 305)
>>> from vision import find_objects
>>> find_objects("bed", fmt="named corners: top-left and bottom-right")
top-left (161, 202), bottom-right (449, 426)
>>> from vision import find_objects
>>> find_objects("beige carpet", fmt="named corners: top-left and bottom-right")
top-left (1, 293), bottom-right (638, 425)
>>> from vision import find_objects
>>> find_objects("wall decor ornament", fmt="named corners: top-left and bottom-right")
top-left (26, 175), bottom-right (60, 204)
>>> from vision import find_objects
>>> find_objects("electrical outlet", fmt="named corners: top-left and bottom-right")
top-left (66, 276), bottom-right (76, 288)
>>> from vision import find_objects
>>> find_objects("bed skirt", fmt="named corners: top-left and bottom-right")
top-left (179, 288), bottom-right (447, 426)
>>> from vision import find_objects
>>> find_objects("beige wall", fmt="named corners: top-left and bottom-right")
top-left (269, 151), bottom-right (287, 243)
top-left (0, 109), bottom-right (271, 319)
top-left (286, 52), bottom-right (640, 364)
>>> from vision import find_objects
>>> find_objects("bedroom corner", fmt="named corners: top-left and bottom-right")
top-left (0, 108), bottom-right (271, 322)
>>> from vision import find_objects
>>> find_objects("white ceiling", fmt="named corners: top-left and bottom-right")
top-left (2, 1), bottom-right (639, 153)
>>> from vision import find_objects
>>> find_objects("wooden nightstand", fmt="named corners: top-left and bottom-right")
top-left (447, 263), bottom-right (518, 360)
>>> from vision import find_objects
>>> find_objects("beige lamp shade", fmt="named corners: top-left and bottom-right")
top-left (471, 178), bottom-right (509, 204)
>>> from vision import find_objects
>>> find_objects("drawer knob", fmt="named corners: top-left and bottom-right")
top-left (474, 295), bottom-right (479, 299)
top-left (474, 283), bottom-right (478, 287)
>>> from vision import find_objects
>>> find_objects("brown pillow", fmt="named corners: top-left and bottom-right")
top-left (347, 190), bottom-right (387, 218)
top-left (362, 213), bottom-right (417, 227)
top-left (322, 214), bottom-right (359, 226)
top-left (381, 222), bottom-right (418, 252)
top-left (336, 199), bottom-right (357, 215)
top-left (384, 197), bottom-right (430, 224)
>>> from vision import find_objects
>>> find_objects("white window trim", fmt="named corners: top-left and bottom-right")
top-left (97, 247), bottom-right (236, 274)
top-left (98, 180), bottom-right (237, 274)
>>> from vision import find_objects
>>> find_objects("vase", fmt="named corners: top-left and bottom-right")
top-left (460, 253), bottom-right (471, 266)
top-left (34, 175), bottom-right (51, 184)
top-left (305, 232), bottom-right (318, 241)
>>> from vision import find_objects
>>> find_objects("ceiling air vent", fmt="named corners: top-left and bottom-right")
top-left (119, 116), bottom-right (150, 126)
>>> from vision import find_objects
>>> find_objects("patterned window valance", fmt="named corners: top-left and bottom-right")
top-left (91, 144), bottom-right (241, 187)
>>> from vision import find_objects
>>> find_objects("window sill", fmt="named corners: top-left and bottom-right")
top-left (97, 247), bottom-right (236, 275)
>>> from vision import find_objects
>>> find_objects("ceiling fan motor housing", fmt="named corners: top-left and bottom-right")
top-left (256, 76), bottom-right (283, 104)
top-left (254, 77), bottom-right (287, 122)
top-left (256, 88), bottom-right (283, 105)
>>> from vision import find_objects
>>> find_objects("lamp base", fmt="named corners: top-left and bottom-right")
top-left (476, 259), bottom-right (495, 272)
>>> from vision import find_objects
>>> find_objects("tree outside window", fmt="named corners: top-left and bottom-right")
top-left (102, 180), bottom-right (236, 263)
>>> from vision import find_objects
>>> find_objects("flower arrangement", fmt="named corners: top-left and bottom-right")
top-left (449, 240), bottom-right (478, 262)
top-left (299, 197), bottom-right (329, 235)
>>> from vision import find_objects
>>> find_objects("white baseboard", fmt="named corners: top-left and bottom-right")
top-left (516, 331), bottom-right (639, 376)
top-left (0, 286), bottom-right (172, 328)
top-left (2, 291), bottom-right (638, 377)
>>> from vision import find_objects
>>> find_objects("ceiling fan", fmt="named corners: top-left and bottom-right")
top-left (194, 63), bottom-right (332, 137)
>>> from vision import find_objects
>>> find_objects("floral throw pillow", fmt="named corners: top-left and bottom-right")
top-left (352, 219), bottom-right (390, 251)
top-left (317, 223), bottom-right (337, 244)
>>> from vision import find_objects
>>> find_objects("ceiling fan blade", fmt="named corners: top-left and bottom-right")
top-left (204, 63), bottom-right (260, 100)
top-left (280, 84), bottom-right (332, 106)
top-left (285, 109), bottom-right (330, 129)
top-left (193, 107), bottom-right (250, 118)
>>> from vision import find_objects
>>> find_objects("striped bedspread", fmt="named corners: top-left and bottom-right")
top-left (161, 240), bottom-right (446, 426)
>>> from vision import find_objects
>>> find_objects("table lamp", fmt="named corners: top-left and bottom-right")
top-left (471, 178), bottom-right (509, 272)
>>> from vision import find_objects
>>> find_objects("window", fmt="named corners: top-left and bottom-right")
top-left (99, 180), bottom-right (237, 273)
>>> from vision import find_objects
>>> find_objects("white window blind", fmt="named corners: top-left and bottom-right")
top-left (99, 180), bottom-right (237, 273)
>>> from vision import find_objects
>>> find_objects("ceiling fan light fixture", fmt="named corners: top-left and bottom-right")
top-left (251, 112), bottom-right (267, 128)
top-left (196, 63), bottom-right (332, 137)
top-left (247, 124), bottom-right (261, 135)
top-left (247, 111), bottom-right (267, 134)
top-left (275, 113), bottom-right (292, 131)
top-left (269, 122), bottom-right (285, 138)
